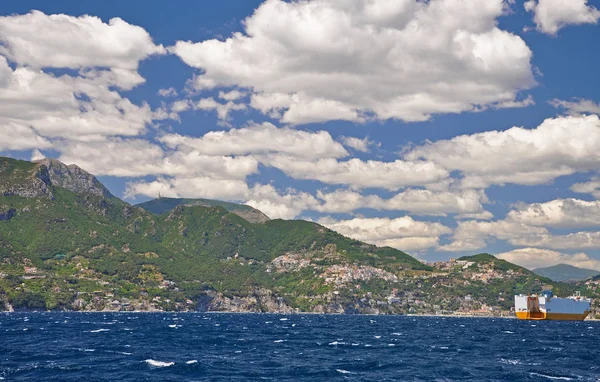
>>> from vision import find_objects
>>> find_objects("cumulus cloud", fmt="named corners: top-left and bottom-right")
top-left (550, 98), bottom-right (600, 116)
top-left (170, 0), bottom-right (535, 124)
top-left (194, 97), bottom-right (247, 122)
top-left (496, 248), bottom-right (600, 271)
top-left (218, 90), bottom-right (245, 102)
top-left (0, 11), bottom-right (165, 148)
top-left (245, 184), bottom-right (319, 220)
top-left (340, 136), bottom-right (375, 153)
top-left (508, 199), bottom-right (600, 228)
top-left (406, 115), bottom-right (600, 189)
top-left (440, 220), bottom-right (549, 252)
top-left (442, 219), bottom-right (600, 252)
top-left (0, 10), bottom-right (164, 72)
top-left (159, 122), bottom-right (348, 159)
top-left (58, 137), bottom-right (259, 179)
top-left (524, 0), bottom-right (600, 35)
top-left (315, 188), bottom-right (491, 218)
top-left (124, 177), bottom-right (250, 201)
top-left (264, 155), bottom-right (448, 190)
top-left (319, 216), bottom-right (452, 252)
top-left (158, 87), bottom-right (178, 97)
top-left (0, 122), bottom-right (52, 151)
top-left (571, 177), bottom-right (600, 199)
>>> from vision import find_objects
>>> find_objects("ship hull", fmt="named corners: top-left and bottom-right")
top-left (515, 311), bottom-right (590, 321)
top-left (514, 294), bottom-right (591, 321)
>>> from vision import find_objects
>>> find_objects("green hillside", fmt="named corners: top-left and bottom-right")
top-left (534, 264), bottom-right (600, 282)
top-left (0, 156), bottom-right (430, 312)
top-left (1, 156), bottom-right (591, 315)
top-left (137, 197), bottom-right (270, 223)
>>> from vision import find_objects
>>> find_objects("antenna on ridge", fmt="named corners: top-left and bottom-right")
top-left (158, 192), bottom-right (162, 199)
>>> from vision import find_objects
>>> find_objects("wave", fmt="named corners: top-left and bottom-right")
top-left (145, 359), bottom-right (174, 368)
top-left (529, 372), bottom-right (574, 381)
top-left (89, 329), bottom-right (110, 333)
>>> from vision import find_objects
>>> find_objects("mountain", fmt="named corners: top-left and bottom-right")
top-left (534, 264), bottom-right (600, 282)
top-left (0, 156), bottom-right (589, 315)
top-left (137, 197), bottom-right (270, 223)
top-left (0, 156), bottom-right (430, 313)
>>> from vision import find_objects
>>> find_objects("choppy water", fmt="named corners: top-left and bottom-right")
top-left (1, 313), bottom-right (599, 381)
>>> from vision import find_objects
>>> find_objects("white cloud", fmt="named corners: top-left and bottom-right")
top-left (30, 149), bottom-right (45, 161)
top-left (340, 136), bottom-right (375, 153)
top-left (0, 122), bottom-right (52, 151)
top-left (496, 248), bottom-right (600, 271)
top-left (571, 177), bottom-right (600, 199)
top-left (159, 122), bottom-right (348, 160)
top-left (319, 216), bottom-right (451, 252)
top-left (0, 11), bottom-right (165, 146)
top-left (0, 10), bottom-right (165, 71)
top-left (442, 219), bottom-right (600, 252)
top-left (315, 188), bottom-right (491, 217)
top-left (524, 0), bottom-right (600, 35)
top-left (406, 115), bottom-right (600, 189)
top-left (508, 199), bottom-right (600, 228)
top-left (550, 98), bottom-right (600, 116)
top-left (245, 184), bottom-right (319, 220)
top-left (158, 87), bottom-right (178, 97)
top-left (264, 155), bottom-right (448, 190)
top-left (511, 231), bottom-right (600, 250)
top-left (171, 99), bottom-right (192, 113)
top-left (194, 97), bottom-right (247, 121)
top-left (58, 137), bottom-right (259, 179)
top-left (124, 177), bottom-right (250, 201)
top-left (440, 220), bottom-right (549, 252)
top-left (218, 90), bottom-right (245, 101)
top-left (171, 0), bottom-right (535, 125)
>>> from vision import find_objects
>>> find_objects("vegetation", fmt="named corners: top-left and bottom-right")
top-left (0, 156), bottom-right (595, 314)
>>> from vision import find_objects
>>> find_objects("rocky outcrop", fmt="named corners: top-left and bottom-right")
top-left (200, 289), bottom-right (296, 313)
top-left (36, 159), bottom-right (113, 198)
top-left (231, 209), bottom-right (270, 224)
top-left (0, 163), bottom-right (54, 199)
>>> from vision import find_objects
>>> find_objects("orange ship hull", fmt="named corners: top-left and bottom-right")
top-left (515, 311), bottom-right (590, 321)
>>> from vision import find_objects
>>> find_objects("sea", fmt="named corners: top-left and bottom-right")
top-left (1, 313), bottom-right (599, 381)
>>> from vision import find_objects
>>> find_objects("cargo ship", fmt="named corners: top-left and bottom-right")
top-left (514, 291), bottom-right (591, 320)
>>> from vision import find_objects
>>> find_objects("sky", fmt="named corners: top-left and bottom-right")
top-left (1, 0), bottom-right (600, 270)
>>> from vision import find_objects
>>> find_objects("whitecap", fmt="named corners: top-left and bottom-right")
top-left (90, 328), bottom-right (110, 333)
top-left (145, 359), bottom-right (174, 368)
top-left (328, 341), bottom-right (346, 346)
top-left (374, 335), bottom-right (381, 339)
top-left (83, 349), bottom-right (95, 352)
top-left (351, 343), bottom-right (360, 346)
top-left (500, 358), bottom-right (521, 365)
top-left (391, 332), bottom-right (402, 336)
top-left (280, 318), bottom-right (289, 321)
top-left (274, 339), bottom-right (286, 343)
top-left (336, 369), bottom-right (356, 375)
top-left (186, 360), bottom-right (198, 365)
top-left (502, 331), bottom-right (515, 334)
top-left (529, 372), bottom-right (573, 381)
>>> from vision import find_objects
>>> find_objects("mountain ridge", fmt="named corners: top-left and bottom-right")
top-left (0, 156), bottom-right (596, 316)
top-left (137, 197), bottom-right (270, 224)
top-left (533, 263), bottom-right (600, 282)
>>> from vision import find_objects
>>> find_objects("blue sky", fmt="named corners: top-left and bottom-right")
top-left (1, 0), bottom-right (600, 268)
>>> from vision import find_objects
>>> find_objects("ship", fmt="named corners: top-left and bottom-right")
top-left (514, 291), bottom-right (591, 320)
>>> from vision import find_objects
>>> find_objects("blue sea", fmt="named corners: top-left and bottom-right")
top-left (1, 313), bottom-right (599, 381)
